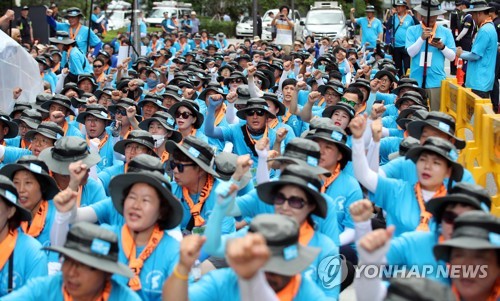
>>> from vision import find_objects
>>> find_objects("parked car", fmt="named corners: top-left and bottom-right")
top-left (436, 16), bottom-right (450, 28)
top-left (106, 10), bottom-right (131, 30)
top-left (261, 9), bottom-right (303, 41)
top-left (236, 17), bottom-right (254, 38)
top-left (145, 1), bottom-right (192, 28)
top-left (301, 2), bottom-right (348, 40)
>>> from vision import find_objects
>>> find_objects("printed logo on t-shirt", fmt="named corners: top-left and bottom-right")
top-left (144, 270), bottom-right (165, 292)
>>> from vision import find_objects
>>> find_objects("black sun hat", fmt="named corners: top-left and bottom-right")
top-left (305, 123), bottom-right (352, 169)
top-left (0, 112), bottom-right (19, 138)
top-left (407, 111), bottom-right (465, 149)
top-left (138, 111), bottom-right (182, 143)
top-left (0, 174), bottom-right (31, 222)
top-left (166, 135), bottom-right (219, 177)
top-left (114, 130), bottom-right (158, 157)
top-left (13, 109), bottom-right (42, 130)
top-left (168, 99), bottom-right (204, 129)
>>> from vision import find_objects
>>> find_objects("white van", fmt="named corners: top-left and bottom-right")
top-left (261, 9), bottom-right (303, 41)
top-left (145, 1), bottom-right (193, 28)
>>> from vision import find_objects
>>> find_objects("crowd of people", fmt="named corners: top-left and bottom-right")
top-left (0, 1), bottom-right (499, 300)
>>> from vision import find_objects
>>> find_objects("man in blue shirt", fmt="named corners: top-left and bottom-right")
top-left (350, 5), bottom-right (383, 48)
top-left (389, 0), bottom-right (418, 76)
top-left (457, 0), bottom-right (498, 99)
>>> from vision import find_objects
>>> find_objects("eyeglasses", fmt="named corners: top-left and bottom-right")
top-left (230, 78), bottom-right (243, 84)
top-left (441, 210), bottom-right (458, 224)
top-left (245, 109), bottom-right (265, 117)
top-left (170, 161), bottom-right (197, 172)
top-left (175, 111), bottom-right (193, 119)
top-left (274, 192), bottom-right (308, 209)
top-left (254, 79), bottom-right (262, 86)
top-left (116, 108), bottom-right (127, 115)
top-left (93, 64), bottom-right (103, 68)
top-left (341, 97), bottom-right (357, 107)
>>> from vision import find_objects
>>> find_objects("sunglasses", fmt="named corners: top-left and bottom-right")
top-left (341, 97), bottom-right (357, 107)
top-left (93, 64), bottom-right (103, 68)
top-left (441, 210), bottom-right (458, 224)
top-left (175, 111), bottom-right (193, 119)
top-left (254, 79), bottom-right (262, 86)
top-left (274, 192), bottom-right (308, 209)
top-left (245, 109), bottom-right (265, 117)
top-left (230, 78), bottom-right (243, 84)
top-left (170, 161), bottom-right (196, 172)
top-left (116, 108), bottom-right (127, 115)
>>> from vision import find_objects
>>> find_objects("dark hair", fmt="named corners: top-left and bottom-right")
top-left (172, 149), bottom-right (195, 164)
top-left (93, 57), bottom-right (106, 66)
top-left (305, 35), bottom-right (315, 43)
top-left (344, 86), bottom-right (364, 103)
top-left (279, 5), bottom-right (290, 13)
top-left (122, 184), bottom-right (172, 230)
top-left (329, 70), bottom-right (342, 82)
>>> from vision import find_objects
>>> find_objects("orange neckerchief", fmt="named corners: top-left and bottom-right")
top-left (245, 125), bottom-right (268, 145)
top-left (20, 139), bottom-right (30, 149)
top-left (20, 200), bottom-right (48, 238)
top-left (479, 17), bottom-right (493, 28)
top-left (397, 13), bottom-right (408, 25)
top-left (122, 224), bottom-right (164, 291)
top-left (277, 274), bottom-right (302, 301)
top-left (61, 120), bottom-right (69, 135)
top-left (63, 279), bottom-right (111, 301)
top-left (0, 140), bottom-right (5, 146)
top-left (151, 40), bottom-right (157, 52)
top-left (367, 16), bottom-right (375, 27)
top-left (318, 97), bottom-right (325, 107)
top-left (452, 278), bottom-right (500, 301)
top-left (76, 185), bottom-right (83, 207)
top-left (181, 128), bottom-right (197, 143)
top-left (182, 175), bottom-right (214, 227)
top-left (160, 151), bottom-right (169, 163)
top-left (356, 102), bottom-right (367, 115)
top-left (298, 221), bottom-right (315, 246)
top-left (86, 133), bottom-right (109, 151)
top-left (69, 24), bottom-right (82, 40)
top-left (420, 22), bottom-right (438, 41)
top-left (214, 103), bottom-right (227, 126)
top-left (404, 130), bottom-right (409, 138)
top-left (321, 163), bottom-right (341, 193)
top-left (0, 229), bottom-right (18, 271)
top-left (414, 182), bottom-right (446, 231)
top-left (96, 72), bottom-right (106, 84)
top-left (52, 62), bottom-right (60, 74)
top-left (268, 118), bottom-right (279, 129)
top-left (281, 110), bottom-right (292, 124)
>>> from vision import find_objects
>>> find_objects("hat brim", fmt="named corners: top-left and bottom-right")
top-left (0, 119), bottom-right (19, 138)
top-left (41, 100), bottom-right (75, 115)
top-left (138, 119), bottom-right (182, 143)
top-left (168, 102), bottom-right (204, 129)
top-left (375, 70), bottom-right (397, 83)
top-left (109, 172), bottom-right (183, 230)
top-left (392, 85), bottom-right (427, 99)
top-left (48, 37), bottom-right (76, 45)
top-left (322, 104), bottom-right (355, 119)
top-left (405, 145), bottom-right (464, 182)
top-left (76, 112), bottom-right (112, 124)
top-left (414, 7), bottom-right (447, 16)
top-left (426, 194), bottom-right (483, 223)
top-left (38, 148), bottom-right (101, 175)
top-left (256, 176), bottom-right (327, 218)
top-left (268, 157), bottom-right (332, 177)
top-left (236, 105), bottom-right (277, 120)
top-left (165, 141), bottom-right (219, 177)
top-left (407, 120), bottom-right (466, 149)
top-left (43, 245), bottom-right (134, 278)
top-left (263, 244), bottom-right (321, 276)
top-left (463, 6), bottom-right (491, 12)
top-left (318, 85), bottom-right (343, 96)
top-left (13, 117), bottom-right (40, 130)
top-left (306, 133), bottom-right (352, 168)
top-left (25, 129), bottom-right (59, 142)
top-left (113, 138), bottom-right (159, 157)
top-left (433, 237), bottom-right (500, 262)
top-left (0, 165), bottom-right (60, 200)
top-left (0, 193), bottom-right (31, 222)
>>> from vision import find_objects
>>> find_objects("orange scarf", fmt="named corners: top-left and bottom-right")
top-left (277, 274), bottom-right (302, 301)
top-left (397, 13), bottom-right (408, 25)
top-left (321, 163), bottom-right (341, 193)
top-left (479, 17), bottom-right (493, 29)
top-left (20, 139), bottom-right (30, 149)
top-left (122, 224), bottom-right (164, 291)
top-left (268, 118), bottom-right (279, 129)
top-left (214, 103), bottom-right (227, 126)
top-left (182, 175), bottom-right (214, 227)
top-left (0, 229), bottom-right (18, 271)
top-left (420, 22), bottom-right (438, 41)
top-left (160, 151), bottom-right (169, 163)
top-left (20, 200), bottom-right (48, 238)
top-left (356, 102), bottom-right (367, 115)
top-left (414, 182), bottom-right (446, 231)
top-left (318, 97), bottom-right (325, 107)
top-left (452, 278), bottom-right (500, 301)
top-left (298, 221), bottom-right (315, 246)
top-left (69, 24), bottom-right (82, 40)
top-left (86, 133), bottom-right (109, 151)
top-left (63, 279), bottom-right (111, 301)
top-left (62, 120), bottom-right (69, 135)
top-left (245, 126), bottom-right (268, 145)
top-left (76, 185), bottom-right (83, 207)
top-left (281, 110), bottom-right (292, 124)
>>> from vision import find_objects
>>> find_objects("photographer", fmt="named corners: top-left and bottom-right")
top-left (271, 6), bottom-right (294, 55)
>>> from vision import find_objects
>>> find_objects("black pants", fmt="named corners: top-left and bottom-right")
top-left (393, 47), bottom-right (410, 77)
top-left (491, 53), bottom-right (500, 113)
top-left (471, 89), bottom-right (490, 99)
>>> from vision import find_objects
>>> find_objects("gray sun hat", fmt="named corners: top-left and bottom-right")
top-left (166, 135), bottom-right (219, 177)
top-left (365, 5), bottom-right (376, 12)
top-left (385, 277), bottom-right (455, 301)
top-left (76, 104), bottom-right (113, 124)
top-left (405, 137), bottom-right (464, 182)
top-left (0, 174), bottom-right (31, 222)
top-left (396, 105), bottom-right (429, 130)
top-left (41, 94), bottom-right (75, 115)
top-left (38, 136), bottom-right (101, 175)
top-left (257, 164), bottom-right (327, 218)
top-left (268, 138), bottom-right (331, 176)
top-left (305, 123), bottom-right (352, 169)
top-left (127, 154), bottom-right (165, 174)
top-left (318, 81), bottom-right (345, 97)
top-left (407, 111), bottom-right (466, 149)
top-left (0, 112), bottom-right (19, 139)
top-left (114, 130), bottom-right (158, 157)
top-left (463, 0), bottom-right (491, 12)
top-left (138, 111), bottom-right (182, 143)
top-left (426, 183), bottom-right (492, 223)
top-left (394, 91), bottom-right (426, 109)
top-left (49, 31), bottom-right (75, 45)
top-left (168, 99), bottom-right (205, 129)
top-left (25, 121), bottom-right (63, 142)
top-left (235, 85), bottom-right (251, 106)
top-left (388, 136), bottom-right (420, 161)
top-left (249, 214), bottom-right (320, 276)
top-left (0, 156), bottom-right (60, 200)
top-left (214, 152), bottom-right (252, 188)
top-left (109, 171), bottom-right (183, 230)
top-left (414, 0), bottom-right (447, 16)
top-left (44, 222), bottom-right (134, 278)
top-left (262, 92), bottom-right (286, 116)
top-left (60, 82), bottom-right (83, 98)
top-left (433, 211), bottom-right (500, 262)
top-left (13, 109), bottom-right (42, 130)
top-left (138, 94), bottom-right (168, 112)
top-left (10, 102), bottom-right (32, 118)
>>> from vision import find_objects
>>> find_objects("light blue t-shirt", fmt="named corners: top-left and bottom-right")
top-left (379, 136), bottom-right (402, 165)
top-left (92, 197), bottom-right (125, 226)
top-left (104, 224), bottom-right (179, 301)
top-left (0, 231), bottom-right (48, 296)
top-left (465, 22), bottom-right (498, 92)
top-left (98, 162), bottom-right (125, 196)
top-left (406, 25), bottom-right (456, 88)
top-left (1, 274), bottom-right (141, 301)
top-left (391, 14), bottom-right (417, 47)
top-left (81, 177), bottom-right (107, 207)
top-left (188, 268), bottom-right (336, 301)
top-left (54, 22), bottom-right (101, 53)
top-left (356, 17), bottom-right (383, 47)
